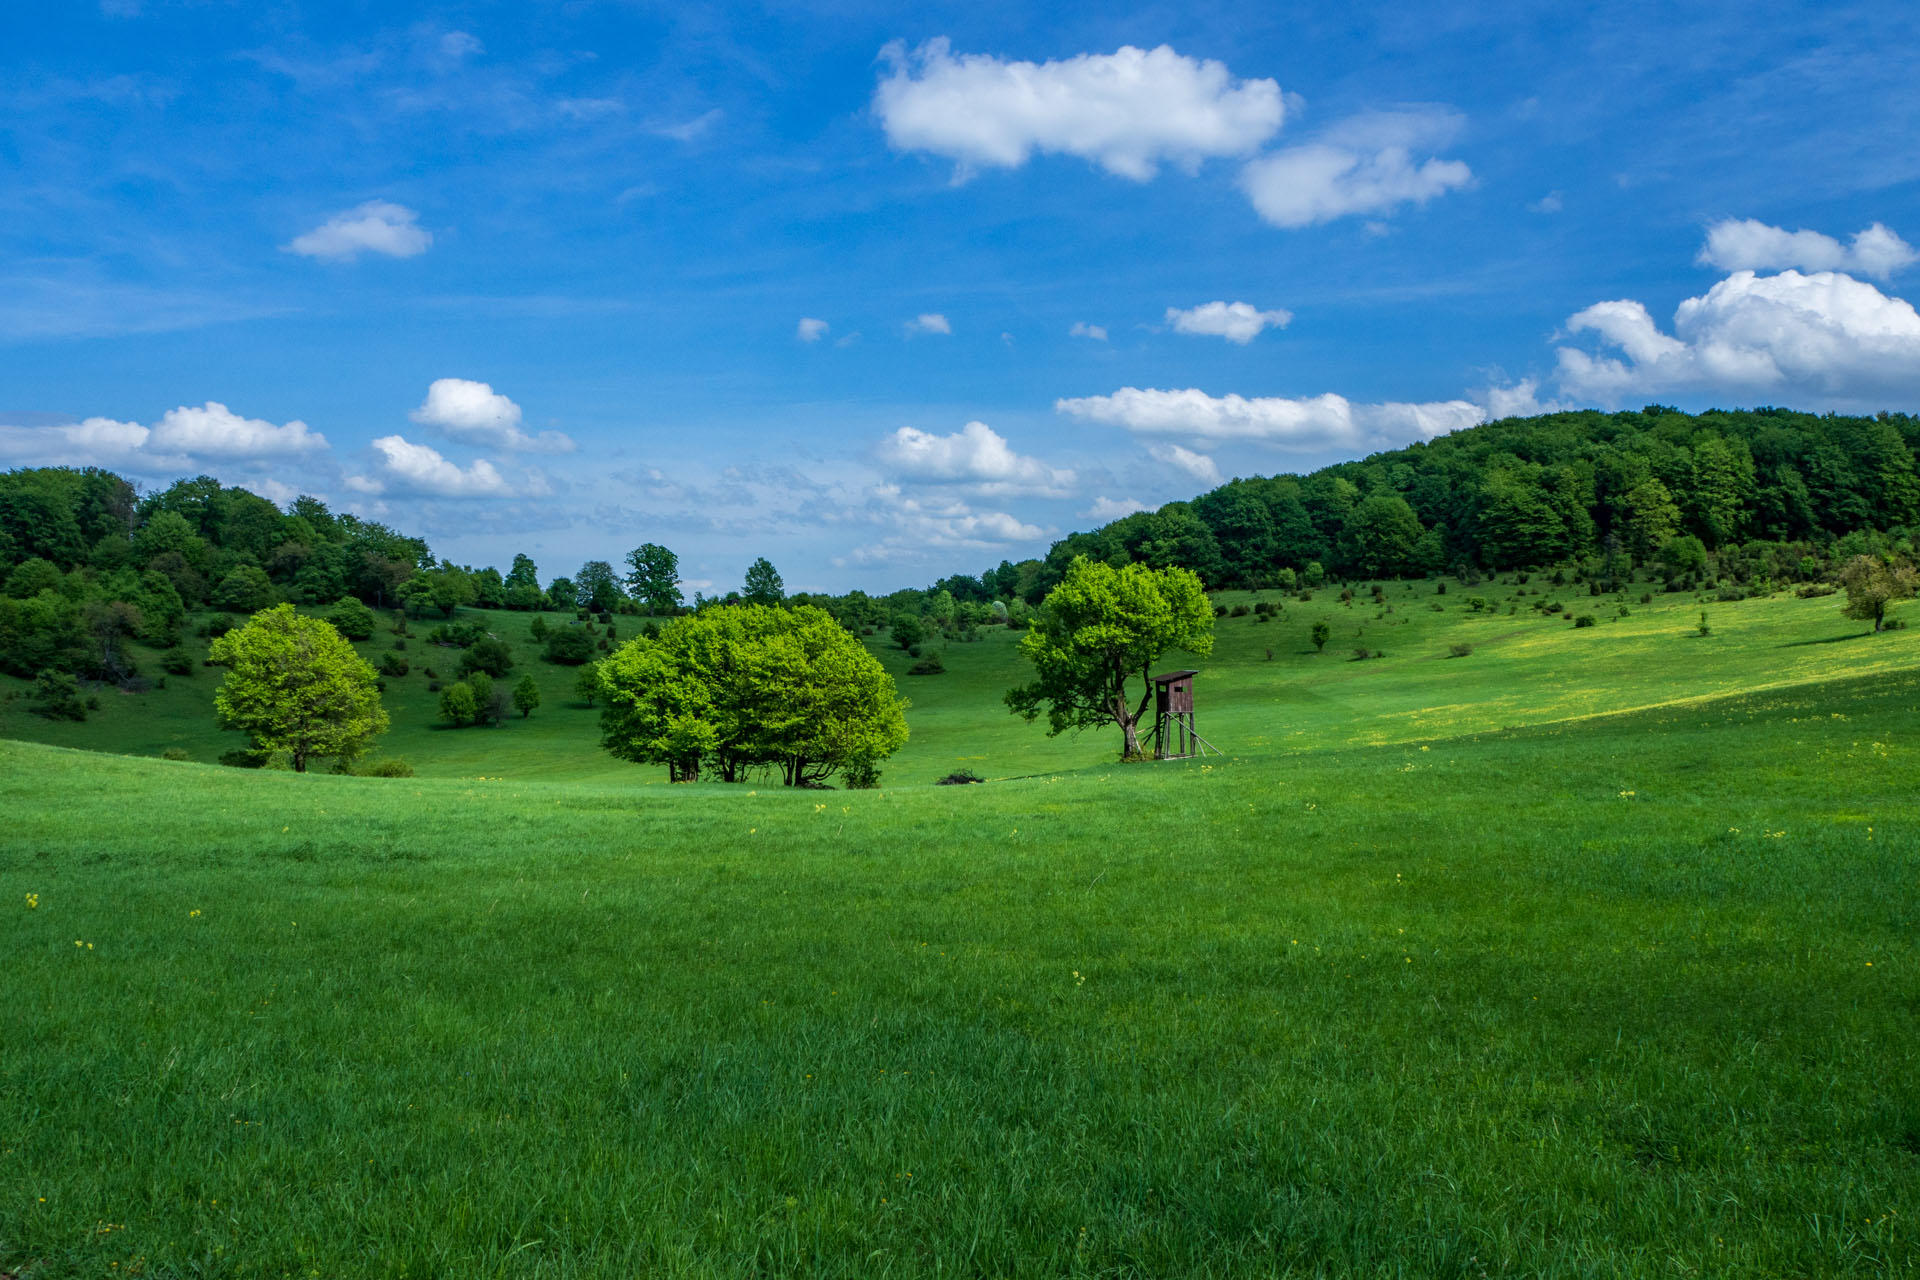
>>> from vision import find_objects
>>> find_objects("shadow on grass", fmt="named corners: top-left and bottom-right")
top-left (1778, 631), bottom-right (1878, 648)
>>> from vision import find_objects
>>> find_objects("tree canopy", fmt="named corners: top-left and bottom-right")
top-left (598, 603), bottom-right (907, 785)
top-left (1005, 557), bottom-right (1213, 758)
top-left (742, 557), bottom-right (785, 606)
top-left (208, 604), bottom-right (389, 771)
top-left (623, 542), bottom-right (683, 616)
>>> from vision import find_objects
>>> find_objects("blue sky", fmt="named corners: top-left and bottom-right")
top-left (5, 1), bottom-right (1920, 593)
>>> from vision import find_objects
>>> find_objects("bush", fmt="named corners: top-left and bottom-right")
top-left (378, 652), bottom-right (410, 678)
top-left (439, 680), bottom-right (478, 727)
top-left (359, 757), bottom-right (415, 777)
top-left (1448, 643), bottom-right (1474, 658)
top-left (392, 638), bottom-right (407, 651)
top-left (1230, 604), bottom-right (1249, 617)
top-left (1213, 605), bottom-right (1228, 617)
top-left (162, 650), bottom-right (195, 676)
top-left (160, 746), bottom-right (190, 761)
top-left (842, 756), bottom-right (883, 789)
top-left (936, 769), bottom-right (984, 785)
top-left (30, 671), bottom-right (87, 720)
top-left (218, 748), bottom-right (268, 768)
top-left (428, 620), bottom-right (489, 648)
top-left (544, 627), bottom-right (597, 665)
top-left (1573, 614), bottom-right (1597, 628)
top-left (459, 636), bottom-right (514, 678)
top-left (1796, 582), bottom-right (1839, 598)
top-left (906, 655), bottom-right (946, 675)
top-left (326, 597), bottom-right (378, 640)
top-left (1351, 647), bottom-right (1375, 661)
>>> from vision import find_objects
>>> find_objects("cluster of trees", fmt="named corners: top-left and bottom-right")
top-left (1, 469), bottom-right (428, 691)
top-left (596, 604), bottom-right (907, 786)
top-left (1036, 407), bottom-right (1920, 591)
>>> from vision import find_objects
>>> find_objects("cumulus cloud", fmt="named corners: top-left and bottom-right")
top-left (1148, 442), bottom-right (1222, 485)
top-left (843, 486), bottom-right (1047, 565)
top-left (1058, 386), bottom-right (1484, 451)
top-left (1240, 108), bottom-right (1471, 228)
top-left (1555, 269), bottom-right (1920, 405)
top-left (0, 401), bottom-right (327, 472)
top-left (1084, 496), bottom-right (1149, 520)
top-left (1070, 321), bottom-right (1108, 341)
top-left (1697, 219), bottom-right (1916, 280)
top-left (796, 316), bottom-right (829, 342)
top-left (1166, 300), bottom-right (1291, 343)
top-left (408, 377), bottom-right (574, 452)
top-left (147, 401), bottom-right (327, 457)
top-left (874, 39), bottom-right (1284, 181)
top-left (285, 201), bottom-right (432, 261)
top-left (876, 420), bottom-right (1075, 497)
top-left (904, 312), bottom-right (952, 337)
top-left (347, 435), bottom-right (521, 498)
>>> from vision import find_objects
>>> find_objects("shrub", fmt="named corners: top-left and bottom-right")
top-left (326, 597), bottom-right (378, 640)
top-left (160, 746), bottom-right (190, 761)
top-left (30, 671), bottom-right (86, 721)
top-left (1698, 611), bottom-right (1711, 637)
top-left (378, 652), bottom-right (410, 678)
top-left (162, 650), bottom-right (195, 676)
top-left (1213, 605), bottom-right (1228, 618)
top-left (1436, 582), bottom-right (1447, 594)
top-left (359, 758), bottom-right (415, 777)
top-left (1297, 591), bottom-right (1313, 602)
top-left (439, 680), bottom-right (478, 727)
top-left (218, 748), bottom-right (267, 768)
top-left (198, 616), bottom-right (235, 639)
top-left (1448, 643), bottom-right (1473, 658)
top-left (1352, 647), bottom-right (1375, 661)
top-left (392, 638), bottom-right (407, 651)
top-left (427, 620), bottom-right (488, 648)
top-left (1796, 583), bottom-right (1838, 598)
top-left (427, 681), bottom-right (440, 692)
top-left (907, 655), bottom-right (946, 675)
top-left (1641, 592), bottom-right (1654, 604)
top-left (936, 769), bottom-right (983, 785)
top-left (842, 756), bottom-right (883, 789)
top-left (1311, 620), bottom-right (1331, 651)
top-left (1573, 614), bottom-right (1597, 628)
top-left (543, 627), bottom-right (597, 665)
top-left (459, 637), bottom-right (514, 678)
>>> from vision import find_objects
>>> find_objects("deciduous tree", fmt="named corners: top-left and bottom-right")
top-left (209, 604), bottom-right (388, 772)
top-left (1005, 557), bottom-right (1213, 759)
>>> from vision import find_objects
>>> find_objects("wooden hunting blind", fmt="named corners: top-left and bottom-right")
top-left (1150, 669), bottom-right (1218, 760)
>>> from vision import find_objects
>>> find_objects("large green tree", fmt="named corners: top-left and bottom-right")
top-left (209, 604), bottom-right (389, 772)
top-left (623, 542), bottom-right (683, 616)
top-left (598, 603), bottom-right (907, 785)
top-left (1838, 554), bottom-right (1918, 632)
top-left (742, 557), bottom-right (785, 606)
top-left (576, 560), bottom-right (625, 612)
top-left (1005, 557), bottom-right (1214, 759)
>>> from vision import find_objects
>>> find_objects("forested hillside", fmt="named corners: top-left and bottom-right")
top-left (1031, 406), bottom-right (1920, 593)
top-left (6, 406), bottom-right (1920, 698)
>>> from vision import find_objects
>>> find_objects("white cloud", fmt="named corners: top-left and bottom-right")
top-left (796, 316), bottom-right (829, 342)
top-left (348, 435), bottom-right (519, 498)
top-left (1070, 321), bottom-right (1108, 341)
top-left (1241, 108), bottom-right (1471, 228)
top-left (1147, 442), bottom-right (1222, 485)
top-left (1057, 386), bottom-right (1483, 450)
top-left (0, 402), bottom-right (326, 493)
top-left (1478, 378), bottom-right (1554, 420)
top-left (1084, 496), bottom-right (1149, 520)
top-left (1166, 300), bottom-right (1292, 344)
top-left (904, 312), bottom-right (952, 337)
top-left (843, 485), bottom-right (1047, 565)
top-left (1529, 191), bottom-right (1563, 214)
top-left (408, 377), bottom-right (574, 452)
top-left (285, 201), bottom-right (432, 261)
top-left (874, 39), bottom-right (1284, 181)
top-left (1555, 268), bottom-right (1920, 405)
top-left (1697, 219), bottom-right (1916, 280)
top-left (876, 420), bottom-right (1075, 497)
top-left (147, 401), bottom-right (327, 457)
top-left (653, 108), bottom-right (722, 142)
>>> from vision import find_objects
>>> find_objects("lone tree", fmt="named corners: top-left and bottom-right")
top-left (742, 557), bottom-right (785, 606)
top-left (512, 674), bottom-right (541, 718)
top-left (1839, 554), bottom-right (1919, 631)
top-left (1311, 620), bottom-right (1331, 652)
top-left (623, 543), bottom-right (683, 616)
top-left (598, 603), bottom-right (907, 784)
top-left (575, 560), bottom-right (625, 613)
top-left (1005, 557), bottom-right (1213, 759)
top-left (210, 604), bottom-right (389, 772)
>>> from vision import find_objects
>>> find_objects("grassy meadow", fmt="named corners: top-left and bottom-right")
top-left (3, 580), bottom-right (1919, 1276)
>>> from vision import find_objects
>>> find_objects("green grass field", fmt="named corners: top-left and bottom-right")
top-left (3, 583), bottom-right (1918, 1276)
